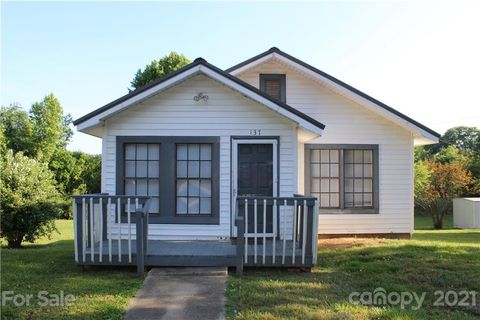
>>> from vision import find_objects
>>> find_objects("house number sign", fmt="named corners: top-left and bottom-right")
top-left (249, 129), bottom-right (262, 136)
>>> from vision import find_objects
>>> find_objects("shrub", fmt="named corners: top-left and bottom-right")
top-left (0, 150), bottom-right (62, 248)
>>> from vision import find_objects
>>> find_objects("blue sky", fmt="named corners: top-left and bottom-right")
top-left (2, 1), bottom-right (479, 154)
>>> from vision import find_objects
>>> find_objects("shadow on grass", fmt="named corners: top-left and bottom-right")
top-left (413, 232), bottom-right (480, 244)
top-left (227, 241), bottom-right (480, 320)
top-left (1, 239), bottom-right (143, 320)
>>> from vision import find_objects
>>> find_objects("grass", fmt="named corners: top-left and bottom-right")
top-left (1, 220), bottom-right (144, 320)
top-left (414, 214), bottom-right (453, 230)
top-left (226, 215), bottom-right (480, 320)
top-left (2, 216), bottom-right (479, 319)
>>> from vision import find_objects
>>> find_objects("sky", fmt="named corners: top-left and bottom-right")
top-left (2, 1), bottom-right (479, 154)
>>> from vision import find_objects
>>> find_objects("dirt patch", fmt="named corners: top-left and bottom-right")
top-left (319, 237), bottom-right (383, 250)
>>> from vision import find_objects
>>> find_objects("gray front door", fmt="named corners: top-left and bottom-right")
top-left (237, 144), bottom-right (274, 197)
top-left (237, 143), bottom-right (274, 234)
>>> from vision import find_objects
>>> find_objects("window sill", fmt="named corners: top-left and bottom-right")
top-left (319, 208), bottom-right (379, 214)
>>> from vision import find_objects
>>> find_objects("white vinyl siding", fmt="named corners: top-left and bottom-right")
top-left (236, 59), bottom-right (415, 235)
top-left (102, 74), bottom-right (297, 240)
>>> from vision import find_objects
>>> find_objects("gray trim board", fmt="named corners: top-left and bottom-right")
top-left (304, 144), bottom-right (379, 214)
top-left (73, 58), bottom-right (325, 131)
top-left (116, 136), bottom-right (220, 224)
top-left (226, 47), bottom-right (440, 138)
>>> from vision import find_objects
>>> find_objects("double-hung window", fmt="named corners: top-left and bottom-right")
top-left (117, 137), bottom-right (219, 224)
top-left (124, 143), bottom-right (160, 213)
top-left (306, 145), bottom-right (379, 213)
top-left (176, 144), bottom-right (212, 215)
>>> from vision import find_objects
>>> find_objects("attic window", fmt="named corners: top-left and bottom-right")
top-left (260, 74), bottom-right (286, 103)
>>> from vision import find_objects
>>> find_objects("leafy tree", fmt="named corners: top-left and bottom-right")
top-left (415, 160), bottom-right (473, 229)
top-left (469, 155), bottom-right (480, 181)
top-left (0, 105), bottom-right (35, 157)
top-left (49, 149), bottom-right (87, 194)
top-left (0, 121), bottom-right (6, 157)
top-left (414, 146), bottom-right (430, 162)
top-left (48, 150), bottom-right (101, 218)
top-left (433, 145), bottom-right (469, 164)
top-left (441, 126), bottom-right (480, 154)
top-left (79, 153), bottom-right (101, 194)
top-left (414, 161), bottom-right (432, 198)
top-left (30, 94), bottom-right (73, 162)
top-left (0, 150), bottom-right (62, 248)
top-left (130, 52), bottom-right (190, 89)
top-left (0, 95), bottom-right (72, 162)
top-left (426, 126), bottom-right (480, 156)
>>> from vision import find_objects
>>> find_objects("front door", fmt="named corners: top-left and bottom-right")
top-left (232, 139), bottom-right (278, 236)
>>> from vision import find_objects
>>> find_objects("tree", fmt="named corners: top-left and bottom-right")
top-left (0, 120), bottom-right (6, 157)
top-left (0, 105), bottom-right (35, 157)
top-left (414, 146), bottom-right (430, 162)
top-left (48, 150), bottom-right (101, 219)
top-left (0, 95), bottom-right (72, 162)
top-left (433, 145), bottom-right (469, 164)
top-left (441, 126), bottom-right (480, 154)
top-left (79, 153), bottom-right (101, 194)
top-left (0, 150), bottom-right (62, 248)
top-left (415, 160), bottom-right (473, 229)
top-left (426, 126), bottom-right (480, 156)
top-left (30, 94), bottom-right (73, 162)
top-left (130, 52), bottom-right (190, 89)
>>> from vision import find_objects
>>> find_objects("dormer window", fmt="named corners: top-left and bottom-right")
top-left (259, 74), bottom-right (286, 103)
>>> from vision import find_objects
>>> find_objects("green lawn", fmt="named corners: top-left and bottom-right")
top-left (227, 216), bottom-right (480, 320)
top-left (414, 214), bottom-right (453, 229)
top-left (1, 220), bottom-right (144, 320)
top-left (2, 217), bottom-right (479, 319)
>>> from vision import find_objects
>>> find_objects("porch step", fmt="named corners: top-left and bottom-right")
top-left (149, 267), bottom-right (228, 276)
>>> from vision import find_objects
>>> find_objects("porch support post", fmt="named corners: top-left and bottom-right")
top-left (136, 211), bottom-right (145, 276)
top-left (75, 200), bottom-right (84, 264)
top-left (305, 201), bottom-right (315, 267)
top-left (235, 215), bottom-right (245, 275)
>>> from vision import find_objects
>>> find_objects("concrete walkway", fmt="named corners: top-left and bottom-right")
top-left (124, 267), bottom-right (228, 320)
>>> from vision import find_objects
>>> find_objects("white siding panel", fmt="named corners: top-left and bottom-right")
top-left (237, 59), bottom-right (414, 235)
top-left (103, 74), bottom-right (296, 240)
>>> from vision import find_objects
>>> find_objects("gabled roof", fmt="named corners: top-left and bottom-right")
top-left (73, 58), bottom-right (325, 135)
top-left (227, 47), bottom-right (441, 140)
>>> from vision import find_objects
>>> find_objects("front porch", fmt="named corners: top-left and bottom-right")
top-left (72, 194), bottom-right (319, 274)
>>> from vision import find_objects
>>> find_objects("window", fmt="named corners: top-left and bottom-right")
top-left (344, 150), bottom-right (373, 208)
top-left (176, 144), bottom-right (212, 215)
top-left (259, 74), bottom-right (286, 102)
top-left (116, 136), bottom-right (220, 224)
top-left (124, 143), bottom-right (160, 213)
top-left (306, 145), bottom-right (378, 213)
top-left (310, 149), bottom-right (340, 208)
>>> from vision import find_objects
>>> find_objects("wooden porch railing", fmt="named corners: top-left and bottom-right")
top-left (72, 195), bottom-right (152, 275)
top-left (235, 195), bottom-right (319, 273)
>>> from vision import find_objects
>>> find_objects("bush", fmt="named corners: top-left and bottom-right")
top-left (0, 150), bottom-right (62, 248)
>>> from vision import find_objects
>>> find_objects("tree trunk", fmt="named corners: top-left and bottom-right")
top-left (432, 216), bottom-right (443, 229)
top-left (7, 238), bottom-right (23, 249)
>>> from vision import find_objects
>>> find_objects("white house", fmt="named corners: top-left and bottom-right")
top-left (74, 47), bottom-right (439, 251)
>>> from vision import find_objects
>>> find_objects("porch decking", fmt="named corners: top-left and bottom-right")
top-left (73, 195), bottom-right (319, 274)
top-left (81, 239), bottom-right (308, 267)
top-left (82, 240), bottom-right (237, 266)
